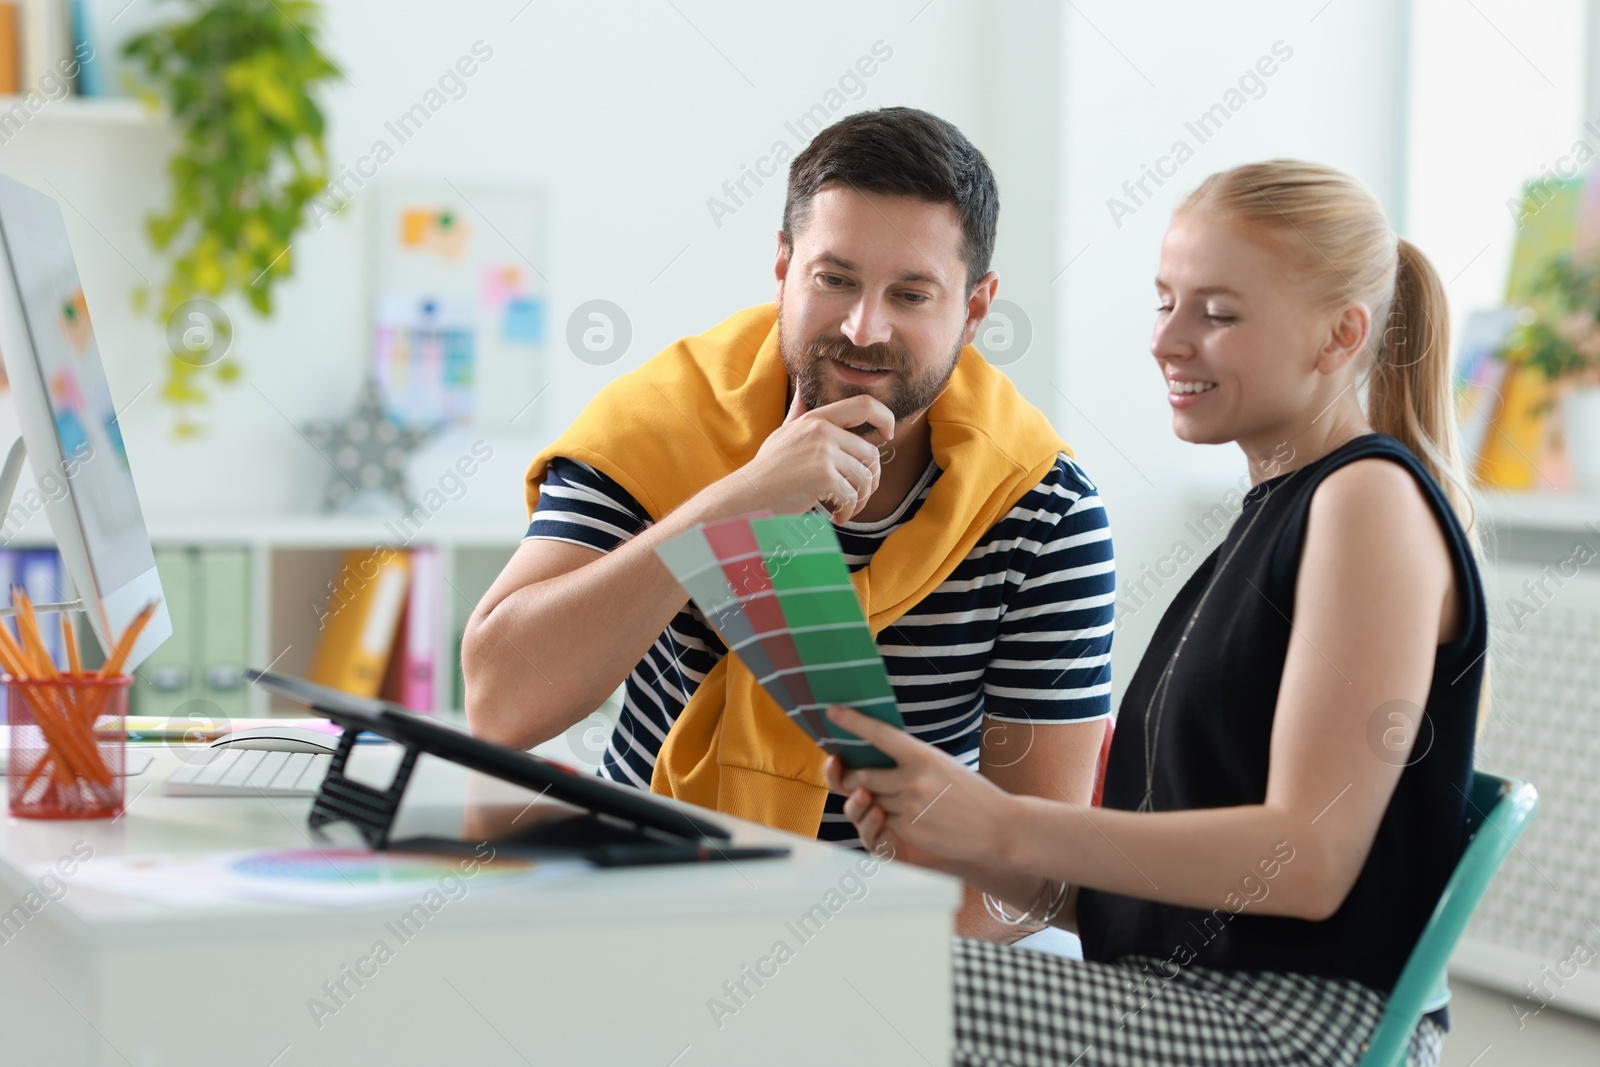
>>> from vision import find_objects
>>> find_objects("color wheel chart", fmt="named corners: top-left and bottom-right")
top-left (655, 512), bottom-right (904, 768)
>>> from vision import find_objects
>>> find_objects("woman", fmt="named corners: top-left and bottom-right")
top-left (824, 160), bottom-right (1484, 1067)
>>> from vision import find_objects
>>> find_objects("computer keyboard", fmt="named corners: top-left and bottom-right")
top-left (163, 749), bottom-right (333, 797)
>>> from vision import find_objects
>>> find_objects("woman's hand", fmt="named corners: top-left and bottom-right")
top-left (822, 705), bottom-right (1018, 872)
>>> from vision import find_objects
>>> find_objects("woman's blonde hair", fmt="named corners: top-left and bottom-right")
top-left (1180, 161), bottom-right (1490, 728)
top-left (1177, 160), bottom-right (1477, 545)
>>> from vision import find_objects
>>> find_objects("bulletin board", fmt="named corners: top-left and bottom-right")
top-left (365, 182), bottom-right (547, 430)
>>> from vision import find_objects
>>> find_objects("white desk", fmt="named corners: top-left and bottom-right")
top-left (0, 745), bottom-right (960, 1066)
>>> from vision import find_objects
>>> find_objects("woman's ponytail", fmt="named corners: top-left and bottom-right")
top-left (1369, 238), bottom-right (1478, 546)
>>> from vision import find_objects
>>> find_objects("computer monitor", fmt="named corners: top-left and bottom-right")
top-left (0, 171), bottom-right (169, 671)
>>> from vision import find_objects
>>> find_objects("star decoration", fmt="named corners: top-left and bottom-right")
top-left (302, 377), bottom-right (439, 512)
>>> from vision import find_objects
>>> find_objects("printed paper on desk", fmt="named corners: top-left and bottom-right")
top-left (57, 848), bottom-right (590, 908)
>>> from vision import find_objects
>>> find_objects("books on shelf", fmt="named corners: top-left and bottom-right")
top-left (9, 0), bottom-right (87, 97)
top-left (0, 546), bottom-right (73, 663)
top-left (0, 0), bottom-right (165, 101)
top-left (17, 545), bottom-right (68, 663)
top-left (0, 536), bottom-right (467, 716)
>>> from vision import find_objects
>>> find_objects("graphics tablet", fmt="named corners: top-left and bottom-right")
top-left (245, 669), bottom-right (732, 842)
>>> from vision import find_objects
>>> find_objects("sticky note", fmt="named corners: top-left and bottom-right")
top-left (503, 297), bottom-right (544, 344)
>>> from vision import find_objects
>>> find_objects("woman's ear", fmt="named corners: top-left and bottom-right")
top-left (1316, 302), bottom-right (1371, 375)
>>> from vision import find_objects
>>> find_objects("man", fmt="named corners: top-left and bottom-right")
top-left (463, 108), bottom-right (1114, 942)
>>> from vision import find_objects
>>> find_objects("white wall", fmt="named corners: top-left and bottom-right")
top-left (0, 0), bottom-right (1582, 709)
top-left (1056, 0), bottom-right (1408, 703)
top-left (1406, 0), bottom-right (1586, 348)
top-left (1, 0), bottom-right (1039, 529)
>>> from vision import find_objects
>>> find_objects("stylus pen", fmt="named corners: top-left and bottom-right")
top-left (591, 843), bottom-right (791, 867)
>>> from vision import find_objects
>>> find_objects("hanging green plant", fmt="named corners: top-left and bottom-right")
top-left (123, 0), bottom-right (341, 437)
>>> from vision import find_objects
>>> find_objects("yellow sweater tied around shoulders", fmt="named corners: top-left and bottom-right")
top-left (524, 304), bottom-right (1071, 838)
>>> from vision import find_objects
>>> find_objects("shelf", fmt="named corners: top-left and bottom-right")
top-left (0, 513), bottom-right (524, 718)
top-left (1473, 491), bottom-right (1600, 533)
top-left (149, 513), bottom-right (523, 548)
top-left (0, 95), bottom-right (156, 126)
top-left (1183, 481), bottom-right (1600, 535)
top-left (3, 511), bottom-right (523, 549)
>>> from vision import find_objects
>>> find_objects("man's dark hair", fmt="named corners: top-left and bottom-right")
top-left (781, 107), bottom-right (999, 293)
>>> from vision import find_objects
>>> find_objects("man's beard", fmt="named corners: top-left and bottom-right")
top-left (778, 314), bottom-right (962, 429)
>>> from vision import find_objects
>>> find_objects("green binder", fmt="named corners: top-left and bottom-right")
top-left (131, 547), bottom-right (252, 721)
top-left (133, 547), bottom-right (202, 716)
top-left (198, 548), bottom-right (251, 717)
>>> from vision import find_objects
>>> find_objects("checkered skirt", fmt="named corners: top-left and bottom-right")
top-left (953, 938), bottom-right (1444, 1067)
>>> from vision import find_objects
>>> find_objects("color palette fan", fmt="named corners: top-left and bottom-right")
top-left (655, 511), bottom-right (904, 767)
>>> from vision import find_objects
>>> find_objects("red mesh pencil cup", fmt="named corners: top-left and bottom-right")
top-left (6, 674), bottom-right (131, 819)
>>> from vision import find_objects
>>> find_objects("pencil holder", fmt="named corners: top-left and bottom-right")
top-left (6, 675), bottom-right (132, 819)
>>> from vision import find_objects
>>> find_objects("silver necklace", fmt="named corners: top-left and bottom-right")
top-left (1136, 432), bottom-right (1373, 810)
top-left (1136, 475), bottom-right (1283, 812)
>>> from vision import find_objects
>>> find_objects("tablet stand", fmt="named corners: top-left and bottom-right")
top-left (303, 722), bottom-right (693, 856)
top-left (300, 723), bottom-right (748, 863)
top-left (252, 669), bottom-right (768, 863)
top-left (307, 724), bottom-right (421, 849)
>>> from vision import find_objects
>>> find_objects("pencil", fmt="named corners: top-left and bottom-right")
top-left (98, 600), bottom-right (156, 679)
top-left (62, 616), bottom-right (81, 677)
top-left (13, 587), bottom-right (57, 678)
top-left (6, 590), bottom-right (108, 790)
top-left (8, 592), bottom-right (156, 804)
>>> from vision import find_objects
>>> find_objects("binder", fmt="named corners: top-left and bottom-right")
top-left (18, 546), bottom-right (66, 665)
top-left (18, 0), bottom-right (71, 93)
top-left (66, 0), bottom-right (93, 96)
top-left (308, 549), bottom-right (410, 697)
top-left (198, 547), bottom-right (251, 716)
top-left (377, 593), bottom-right (407, 707)
top-left (0, 4), bottom-right (20, 95)
top-left (0, 549), bottom-right (15, 648)
top-left (378, 546), bottom-right (439, 712)
top-left (133, 547), bottom-right (201, 715)
top-left (399, 546), bottom-right (438, 711)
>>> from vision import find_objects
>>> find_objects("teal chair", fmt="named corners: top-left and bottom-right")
top-left (1357, 771), bottom-right (1539, 1067)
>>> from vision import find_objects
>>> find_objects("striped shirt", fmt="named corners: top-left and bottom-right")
top-left (525, 452), bottom-right (1116, 846)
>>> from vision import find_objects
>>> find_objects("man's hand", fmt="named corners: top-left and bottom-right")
top-left (715, 384), bottom-right (896, 523)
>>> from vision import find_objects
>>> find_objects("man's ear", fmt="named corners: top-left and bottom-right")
top-left (1316, 302), bottom-right (1371, 375)
top-left (774, 231), bottom-right (791, 305)
top-left (959, 271), bottom-right (1000, 348)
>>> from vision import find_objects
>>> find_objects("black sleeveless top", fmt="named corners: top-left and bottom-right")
top-left (1077, 433), bottom-right (1485, 996)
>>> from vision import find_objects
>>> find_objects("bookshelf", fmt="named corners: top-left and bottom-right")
top-left (2, 510), bottom-right (520, 717)
top-left (0, 96), bottom-right (154, 126)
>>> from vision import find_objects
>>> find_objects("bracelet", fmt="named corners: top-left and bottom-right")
top-left (983, 878), bottom-right (1071, 927)
top-left (1036, 877), bottom-right (1071, 924)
